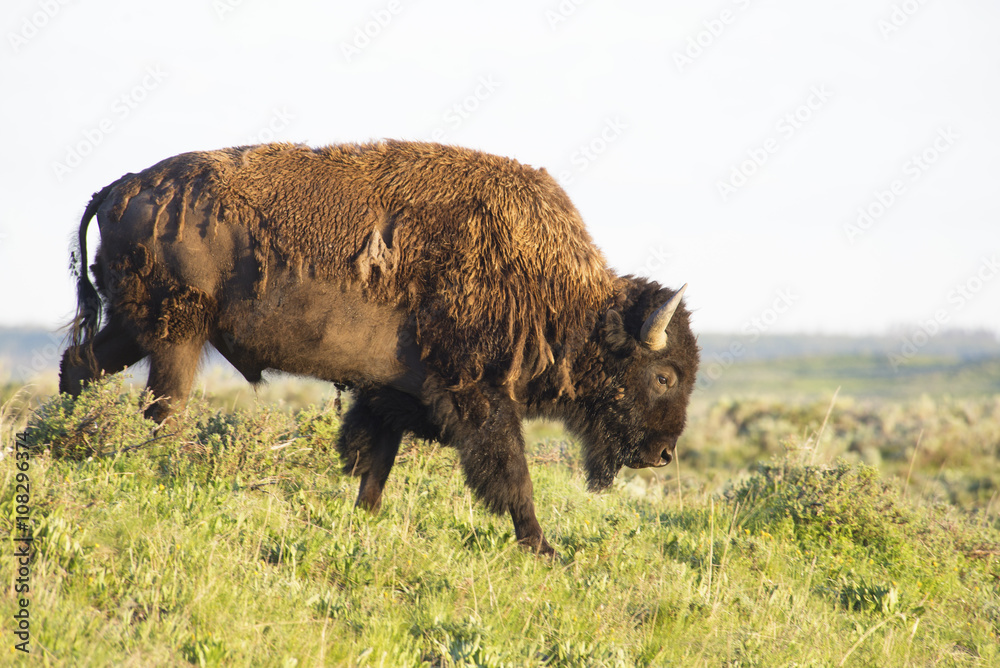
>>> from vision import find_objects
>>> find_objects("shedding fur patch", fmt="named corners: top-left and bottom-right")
top-left (155, 285), bottom-right (215, 342)
top-left (102, 243), bottom-right (216, 348)
top-left (354, 227), bottom-right (396, 285)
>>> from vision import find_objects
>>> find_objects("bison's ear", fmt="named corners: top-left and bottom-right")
top-left (601, 309), bottom-right (635, 354)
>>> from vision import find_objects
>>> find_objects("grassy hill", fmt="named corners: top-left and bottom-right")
top-left (2, 376), bottom-right (999, 666)
top-left (3, 326), bottom-right (998, 664)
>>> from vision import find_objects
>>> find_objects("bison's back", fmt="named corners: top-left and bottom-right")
top-left (222, 142), bottom-right (611, 294)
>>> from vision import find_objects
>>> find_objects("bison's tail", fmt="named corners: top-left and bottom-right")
top-left (68, 184), bottom-right (115, 358)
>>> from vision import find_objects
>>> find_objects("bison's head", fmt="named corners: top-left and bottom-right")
top-left (576, 279), bottom-right (700, 490)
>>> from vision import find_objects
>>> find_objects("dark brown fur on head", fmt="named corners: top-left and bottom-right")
top-left (557, 278), bottom-right (700, 491)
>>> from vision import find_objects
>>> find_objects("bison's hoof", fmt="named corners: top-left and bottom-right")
top-left (355, 494), bottom-right (383, 513)
top-left (519, 536), bottom-right (557, 558)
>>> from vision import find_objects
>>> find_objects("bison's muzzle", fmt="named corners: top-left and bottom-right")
top-left (629, 438), bottom-right (678, 469)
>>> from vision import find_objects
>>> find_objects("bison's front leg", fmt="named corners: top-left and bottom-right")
top-left (452, 398), bottom-right (555, 556)
top-left (337, 396), bottom-right (404, 512)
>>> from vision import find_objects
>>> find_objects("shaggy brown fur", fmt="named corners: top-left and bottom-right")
top-left (93, 142), bottom-right (614, 400)
top-left (60, 141), bottom-right (700, 556)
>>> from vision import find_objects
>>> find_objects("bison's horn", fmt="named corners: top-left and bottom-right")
top-left (640, 283), bottom-right (688, 351)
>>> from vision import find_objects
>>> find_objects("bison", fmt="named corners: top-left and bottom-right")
top-left (60, 141), bottom-right (700, 555)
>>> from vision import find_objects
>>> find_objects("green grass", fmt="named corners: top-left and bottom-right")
top-left (694, 355), bottom-right (1000, 403)
top-left (2, 377), bottom-right (999, 666)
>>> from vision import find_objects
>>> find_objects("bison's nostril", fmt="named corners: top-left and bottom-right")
top-left (661, 448), bottom-right (673, 465)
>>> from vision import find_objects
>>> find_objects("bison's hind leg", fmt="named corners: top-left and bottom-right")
top-left (59, 316), bottom-right (146, 396)
top-left (144, 338), bottom-right (206, 424)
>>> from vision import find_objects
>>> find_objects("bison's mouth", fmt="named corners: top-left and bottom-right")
top-left (628, 445), bottom-right (674, 469)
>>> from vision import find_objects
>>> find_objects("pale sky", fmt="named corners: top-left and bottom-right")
top-left (2, 0), bottom-right (998, 337)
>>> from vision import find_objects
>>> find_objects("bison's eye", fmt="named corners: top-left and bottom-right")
top-left (652, 368), bottom-right (678, 392)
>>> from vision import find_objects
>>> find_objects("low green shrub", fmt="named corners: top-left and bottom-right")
top-left (729, 461), bottom-right (915, 561)
top-left (22, 376), bottom-right (157, 458)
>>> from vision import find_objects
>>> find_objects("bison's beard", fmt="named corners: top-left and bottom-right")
top-left (583, 444), bottom-right (624, 492)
